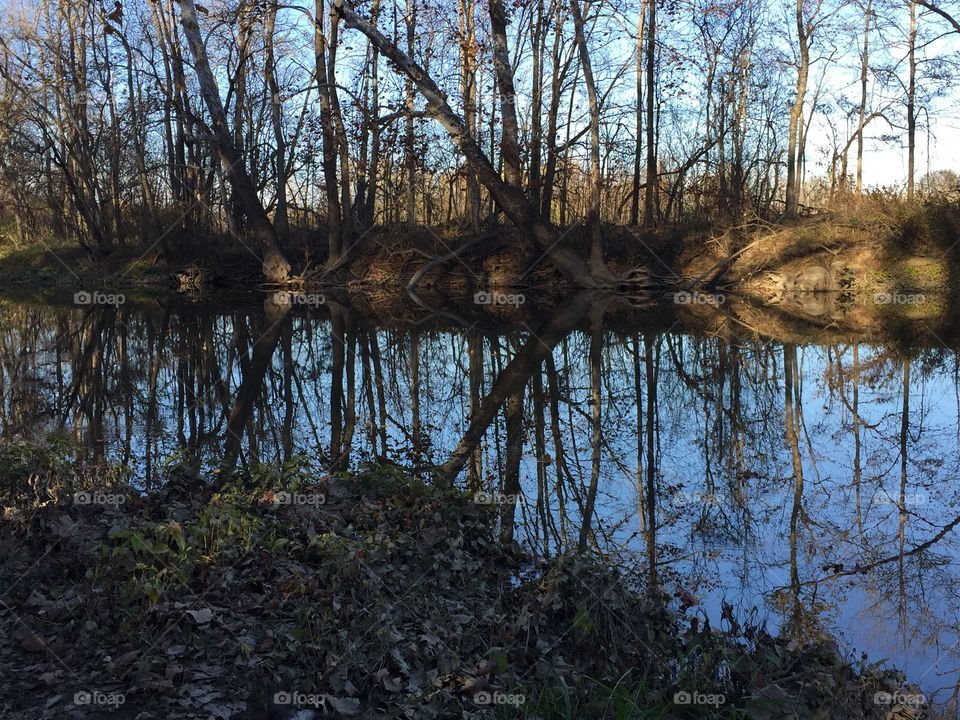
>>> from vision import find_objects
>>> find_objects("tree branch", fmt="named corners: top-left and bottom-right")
top-left (916, 0), bottom-right (960, 34)
top-left (332, 0), bottom-right (607, 288)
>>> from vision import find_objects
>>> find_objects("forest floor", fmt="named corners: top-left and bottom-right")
top-left (0, 439), bottom-right (931, 719)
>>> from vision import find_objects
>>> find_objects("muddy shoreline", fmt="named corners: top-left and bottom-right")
top-left (1, 204), bottom-right (958, 346)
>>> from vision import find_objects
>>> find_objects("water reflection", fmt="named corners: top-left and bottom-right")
top-left (2, 295), bottom-right (959, 697)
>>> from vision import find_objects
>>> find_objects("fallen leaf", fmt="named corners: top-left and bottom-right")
top-left (324, 696), bottom-right (360, 715)
top-left (113, 649), bottom-right (139, 667)
top-left (20, 634), bottom-right (46, 652)
top-left (186, 608), bottom-right (213, 625)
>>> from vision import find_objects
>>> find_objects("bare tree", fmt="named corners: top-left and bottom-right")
top-left (175, 0), bottom-right (292, 282)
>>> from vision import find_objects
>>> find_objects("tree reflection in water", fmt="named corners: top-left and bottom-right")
top-left (1, 296), bottom-right (959, 696)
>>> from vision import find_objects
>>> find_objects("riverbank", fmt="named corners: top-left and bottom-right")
top-left (2, 198), bottom-right (957, 297)
top-left (1, 199), bottom-right (959, 351)
top-left (0, 440), bottom-right (932, 719)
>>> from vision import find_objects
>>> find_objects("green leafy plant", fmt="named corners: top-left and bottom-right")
top-left (103, 520), bottom-right (191, 605)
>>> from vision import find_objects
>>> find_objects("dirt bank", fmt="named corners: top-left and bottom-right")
top-left (1, 200), bottom-right (957, 336)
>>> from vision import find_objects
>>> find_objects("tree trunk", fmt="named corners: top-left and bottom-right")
top-left (489, 0), bottom-right (521, 186)
top-left (529, 2), bottom-right (545, 211)
top-left (907, 0), bottom-right (917, 202)
top-left (785, 0), bottom-right (809, 217)
top-left (175, 0), bottom-right (292, 282)
top-left (229, 6), bottom-right (252, 236)
top-left (264, 0), bottom-right (289, 236)
top-left (631, 1), bottom-right (646, 225)
top-left (316, 0), bottom-right (343, 266)
top-left (328, 7), bottom-right (353, 243)
top-left (459, 0), bottom-right (481, 230)
top-left (568, 0), bottom-right (605, 275)
top-left (500, 387), bottom-right (524, 545)
top-left (334, 0), bottom-right (607, 287)
top-left (363, 0), bottom-right (382, 226)
top-left (643, 0), bottom-right (657, 226)
top-left (856, 0), bottom-right (871, 194)
top-left (405, 0), bottom-right (417, 223)
top-left (541, 4), bottom-right (566, 220)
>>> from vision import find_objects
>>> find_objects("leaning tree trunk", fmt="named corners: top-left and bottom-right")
top-left (175, 0), bottom-right (292, 282)
top-left (333, 0), bottom-right (611, 287)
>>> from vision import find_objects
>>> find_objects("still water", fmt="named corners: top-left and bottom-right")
top-left (2, 292), bottom-right (959, 700)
